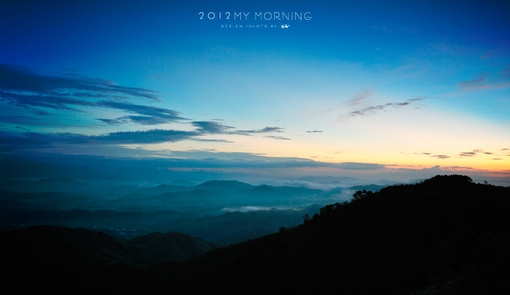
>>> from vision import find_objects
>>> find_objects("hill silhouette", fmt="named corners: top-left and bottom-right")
top-left (125, 231), bottom-right (219, 265)
top-left (0, 226), bottom-right (217, 269)
top-left (2, 175), bottom-right (510, 295)
top-left (139, 175), bottom-right (510, 295)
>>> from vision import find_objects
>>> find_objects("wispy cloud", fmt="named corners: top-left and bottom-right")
top-left (93, 129), bottom-right (200, 144)
top-left (191, 121), bottom-right (285, 138)
top-left (457, 76), bottom-right (488, 90)
top-left (414, 148), bottom-right (510, 160)
top-left (265, 135), bottom-right (291, 140)
top-left (0, 120), bottom-right (288, 153)
top-left (457, 69), bottom-right (510, 91)
top-left (347, 97), bottom-right (425, 117)
top-left (0, 131), bottom-right (53, 153)
top-left (0, 64), bottom-right (289, 146)
top-left (236, 127), bottom-right (284, 135)
top-left (336, 162), bottom-right (385, 170)
top-left (432, 155), bottom-right (450, 159)
top-left (417, 149), bottom-right (505, 160)
top-left (0, 64), bottom-right (158, 101)
top-left (460, 151), bottom-right (477, 157)
top-left (306, 130), bottom-right (322, 133)
top-left (349, 89), bottom-right (374, 106)
top-left (0, 64), bottom-right (188, 126)
top-left (192, 121), bottom-right (234, 134)
top-left (416, 152), bottom-right (450, 159)
top-left (97, 101), bottom-right (186, 125)
top-left (500, 67), bottom-right (510, 79)
top-left (0, 129), bottom-right (203, 147)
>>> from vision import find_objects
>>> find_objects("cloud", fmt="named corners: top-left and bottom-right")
top-left (0, 65), bottom-right (292, 149)
top-left (348, 97), bottom-right (425, 117)
top-left (432, 155), bottom-right (450, 159)
top-left (443, 166), bottom-right (473, 170)
top-left (500, 67), bottom-right (510, 79)
top-left (418, 149), bottom-right (505, 160)
top-left (0, 64), bottom-right (158, 100)
top-left (0, 64), bottom-right (187, 126)
top-left (193, 138), bottom-right (233, 143)
top-left (0, 65), bottom-right (290, 146)
top-left (0, 131), bottom-right (53, 152)
top-left (191, 121), bottom-right (286, 140)
top-left (265, 135), bottom-right (291, 140)
top-left (457, 70), bottom-right (510, 91)
top-left (306, 130), bottom-right (322, 133)
top-left (0, 120), bottom-right (288, 151)
top-left (0, 129), bottom-right (202, 147)
top-left (97, 101), bottom-right (187, 125)
top-left (457, 76), bottom-right (488, 90)
top-left (349, 89), bottom-right (374, 106)
top-left (480, 52), bottom-right (492, 60)
top-left (235, 127), bottom-right (284, 135)
top-left (417, 152), bottom-right (450, 159)
top-left (336, 162), bottom-right (385, 170)
top-left (92, 129), bottom-right (200, 144)
top-left (192, 121), bottom-right (234, 134)
top-left (458, 149), bottom-right (498, 158)
top-left (0, 90), bottom-right (94, 111)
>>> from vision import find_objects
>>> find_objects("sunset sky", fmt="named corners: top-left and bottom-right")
top-left (1, 0), bottom-right (509, 185)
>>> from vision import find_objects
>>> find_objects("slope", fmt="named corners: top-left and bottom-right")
top-left (139, 175), bottom-right (510, 295)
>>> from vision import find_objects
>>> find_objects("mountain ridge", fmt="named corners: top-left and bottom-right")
top-left (3, 175), bottom-right (510, 295)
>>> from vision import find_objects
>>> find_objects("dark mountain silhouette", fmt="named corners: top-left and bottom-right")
top-left (0, 225), bottom-right (218, 270)
top-left (135, 175), bottom-right (510, 295)
top-left (0, 225), bottom-right (132, 270)
top-left (125, 231), bottom-right (218, 265)
top-left (349, 183), bottom-right (386, 192)
top-left (3, 175), bottom-right (510, 295)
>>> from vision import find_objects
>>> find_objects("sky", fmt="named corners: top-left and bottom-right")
top-left (1, 0), bottom-right (509, 185)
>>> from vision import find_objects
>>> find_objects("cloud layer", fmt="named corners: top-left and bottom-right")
top-left (0, 65), bottom-right (289, 152)
top-left (0, 64), bottom-right (187, 126)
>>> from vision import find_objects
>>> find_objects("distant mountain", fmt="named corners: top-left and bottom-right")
top-left (138, 175), bottom-right (510, 295)
top-left (168, 205), bottom-right (321, 245)
top-left (169, 179), bottom-right (196, 186)
top-left (5, 175), bottom-right (510, 294)
top-left (140, 183), bottom-right (191, 195)
top-left (0, 176), bottom-right (333, 214)
top-left (193, 180), bottom-right (254, 191)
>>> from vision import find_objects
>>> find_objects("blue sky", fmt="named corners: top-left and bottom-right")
top-left (1, 0), bottom-right (509, 185)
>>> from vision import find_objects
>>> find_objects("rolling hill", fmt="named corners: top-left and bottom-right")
top-left (2, 175), bottom-right (510, 295)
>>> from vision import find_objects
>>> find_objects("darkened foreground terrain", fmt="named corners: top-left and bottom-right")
top-left (2, 175), bottom-right (510, 294)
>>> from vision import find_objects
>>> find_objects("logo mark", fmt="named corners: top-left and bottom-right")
top-left (281, 24), bottom-right (290, 29)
